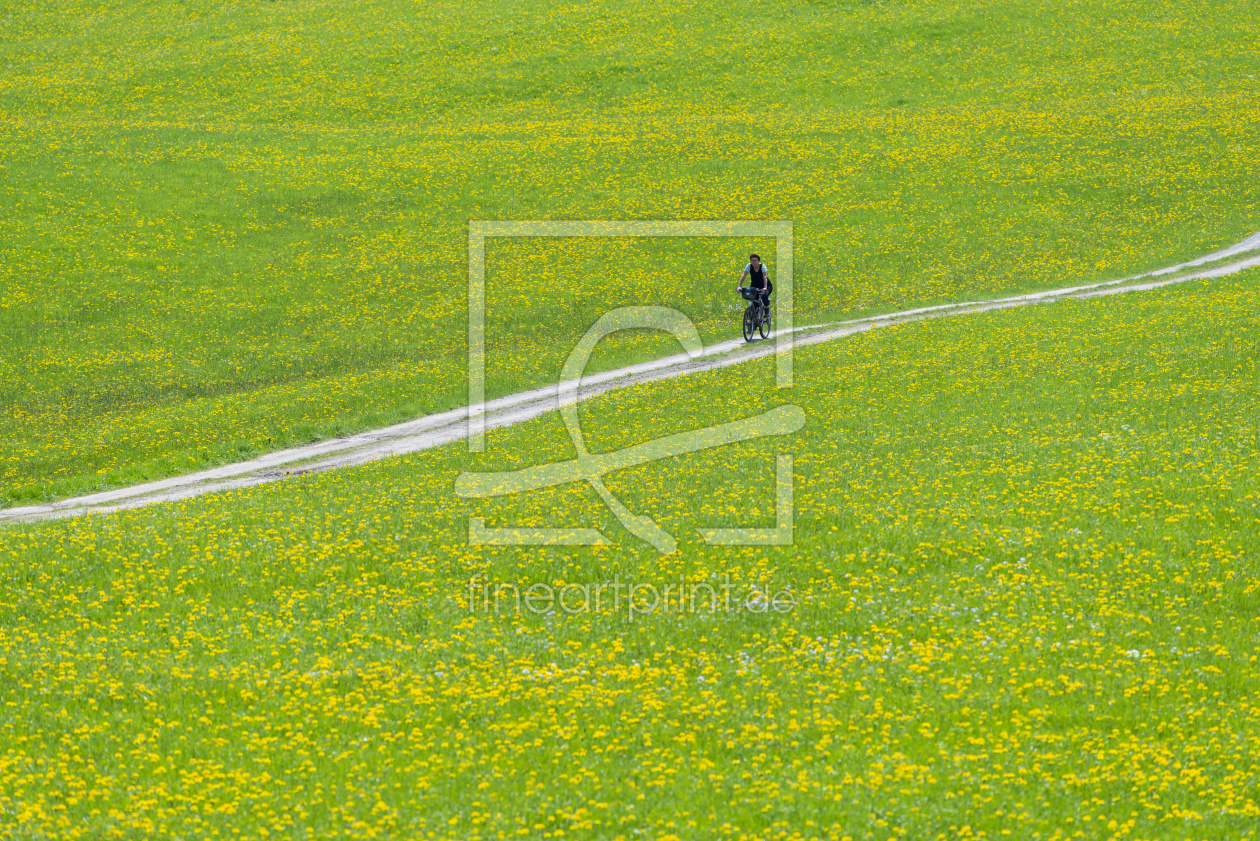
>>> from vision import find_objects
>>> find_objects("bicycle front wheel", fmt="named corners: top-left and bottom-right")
top-left (758, 305), bottom-right (771, 339)
top-left (742, 307), bottom-right (755, 342)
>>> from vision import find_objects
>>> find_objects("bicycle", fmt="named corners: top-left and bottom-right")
top-left (738, 286), bottom-right (771, 342)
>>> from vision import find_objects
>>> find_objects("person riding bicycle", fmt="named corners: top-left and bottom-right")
top-left (737, 253), bottom-right (772, 322)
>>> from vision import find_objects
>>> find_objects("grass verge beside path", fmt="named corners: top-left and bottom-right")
top-left (2, 268), bottom-right (1257, 838)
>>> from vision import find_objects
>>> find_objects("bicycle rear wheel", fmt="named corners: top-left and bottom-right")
top-left (758, 305), bottom-right (770, 339)
top-left (742, 307), bottom-right (755, 342)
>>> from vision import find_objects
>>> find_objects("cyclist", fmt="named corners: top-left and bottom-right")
top-left (737, 253), bottom-right (772, 322)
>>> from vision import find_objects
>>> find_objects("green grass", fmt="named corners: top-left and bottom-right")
top-left (3, 0), bottom-right (1260, 505)
top-left (3, 3), bottom-right (1260, 832)
top-left (2, 268), bottom-right (1257, 838)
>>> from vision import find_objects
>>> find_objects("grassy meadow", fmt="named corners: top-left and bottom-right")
top-left (3, 0), bottom-right (1260, 839)
top-left (2, 0), bottom-right (1259, 504)
top-left (2, 269), bottom-right (1258, 838)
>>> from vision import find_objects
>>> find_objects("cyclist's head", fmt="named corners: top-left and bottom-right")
top-left (749, 253), bottom-right (761, 265)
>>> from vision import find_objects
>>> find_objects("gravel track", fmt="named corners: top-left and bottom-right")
top-left (4, 236), bottom-right (1258, 524)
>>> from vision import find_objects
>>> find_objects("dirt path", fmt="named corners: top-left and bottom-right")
top-left (4, 237), bottom-right (1259, 524)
